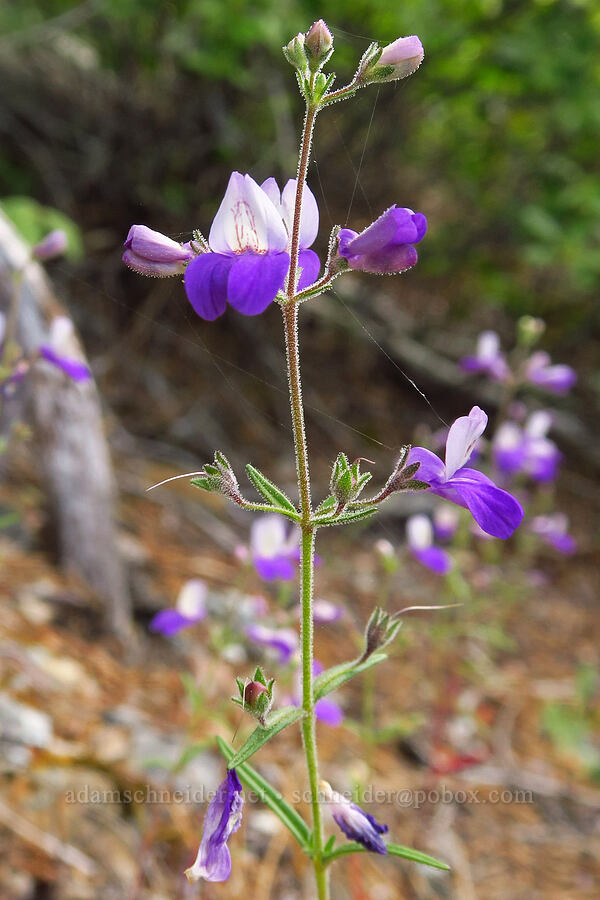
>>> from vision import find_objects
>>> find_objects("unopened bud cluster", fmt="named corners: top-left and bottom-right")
top-left (330, 452), bottom-right (372, 510)
top-left (191, 451), bottom-right (242, 504)
top-left (359, 607), bottom-right (403, 662)
top-left (283, 19), bottom-right (333, 77)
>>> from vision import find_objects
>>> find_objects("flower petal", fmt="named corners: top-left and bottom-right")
top-left (281, 179), bottom-right (319, 248)
top-left (344, 207), bottom-right (402, 255)
top-left (184, 253), bottom-right (232, 320)
top-left (445, 406), bottom-right (488, 478)
top-left (39, 346), bottom-right (91, 382)
top-left (209, 172), bottom-right (288, 254)
top-left (412, 545), bottom-right (452, 575)
top-left (185, 769), bottom-right (243, 883)
top-left (297, 249), bottom-right (320, 290)
top-left (449, 476), bottom-right (524, 539)
top-left (315, 697), bottom-right (344, 727)
top-left (406, 447), bottom-right (446, 485)
top-left (228, 251), bottom-right (289, 315)
top-left (150, 609), bottom-right (195, 636)
top-left (406, 514), bottom-right (433, 550)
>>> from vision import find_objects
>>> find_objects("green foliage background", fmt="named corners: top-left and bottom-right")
top-left (1, 0), bottom-right (598, 331)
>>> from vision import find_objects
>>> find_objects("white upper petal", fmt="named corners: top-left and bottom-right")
top-left (251, 515), bottom-right (287, 558)
top-left (209, 172), bottom-right (288, 254)
top-left (281, 179), bottom-right (319, 248)
top-left (176, 579), bottom-right (207, 618)
top-left (494, 421), bottom-right (523, 450)
top-left (406, 514), bottom-right (433, 550)
top-left (260, 177), bottom-right (282, 211)
top-left (525, 410), bottom-right (552, 439)
top-left (477, 330), bottom-right (500, 361)
top-left (49, 316), bottom-right (74, 351)
top-left (445, 406), bottom-right (488, 478)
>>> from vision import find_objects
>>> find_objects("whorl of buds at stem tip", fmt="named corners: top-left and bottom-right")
top-left (233, 667), bottom-right (274, 726)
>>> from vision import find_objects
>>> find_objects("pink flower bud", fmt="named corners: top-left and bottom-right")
top-left (363, 35), bottom-right (424, 84)
top-left (122, 225), bottom-right (193, 277)
top-left (33, 229), bottom-right (68, 260)
top-left (305, 20), bottom-right (333, 70)
top-left (243, 680), bottom-right (268, 708)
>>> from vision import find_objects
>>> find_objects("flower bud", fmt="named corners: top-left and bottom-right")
top-left (191, 452), bottom-right (243, 504)
top-left (329, 453), bottom-right (372, 510)
top-left (304, 20), bottom-right (333, 71)
top-left (359, 35), bottom-right (424, 85)
top-left (517, 315), bottom-right (545, 348)
top-left (122, 225), bottom-right (193, 277)
top-left (234, 667), bottom-right (274, 726)
top-left (283, 33), bottom-right (309, 75)
top-left (359, 606), bottom-right (403, 662)
top-left (33, 229), bottom-right (68, 261)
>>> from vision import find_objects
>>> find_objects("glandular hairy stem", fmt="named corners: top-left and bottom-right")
top-left (282, 97), bottom-right (329, 900)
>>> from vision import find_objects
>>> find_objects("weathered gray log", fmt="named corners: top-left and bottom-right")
top-left (0, 211), bottom-right (132, 635)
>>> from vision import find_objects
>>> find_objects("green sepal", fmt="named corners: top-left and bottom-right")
top-left (216, 736), bottom-right (311, 848)
top-left (313, 653), bottom-right (388, 701)
top-left (246, 464), bottom-right (298, 516)
top-left (235, 677), bottom-right (246, 697)
top-left (315, 495), bottom-right (337, 515)
top-left (323, 841), bottom-right (450, 870)
top-left (226, 706), bottom-right (305, 768)
top-left (190, 476), bottom-right (218, 492)
top-left (404, 479), bottom-right (430, 491)
top-left (253, 666), bottom-right (267, 686)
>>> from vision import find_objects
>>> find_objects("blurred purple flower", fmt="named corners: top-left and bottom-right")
top-left (406, 514), bottom-right (452, 575)
top-left (287, 661), bottom-right (344, 726)
top-left (407, 406), bottom-right (524, 539)
top-left (39, 317), bottom-right (91, 382)
top-left (320, 780), bottom-right (388, 853)
top-left (245, 623), bottom-right (298, 664)
top-left (184, 172), bottom-right (320, 320)
top-left (525, 351), bottom-right (576, 396)
top-left (460, 331), bottom-right (509, 382)
top-left (530, 514), bottom-right (576, 555)
top-left (433, 505), bottom-right (460, 542)
top-left (185, 769), bottom-right (243, 883)
top-left (250, 515), bottom-right (299, 581)
top-left (295, 598), bottom-right (343, 624)
top-left (150, 579), bottom-right (207, 636)
top-left (33, 229), bottom-right (68, 261)
top-left (493, 412), bottom-right (561, 483)
top-left (337, 206), bottom-right (427, 274)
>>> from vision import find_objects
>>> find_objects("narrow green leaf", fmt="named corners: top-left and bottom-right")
top-left (246, 464), bottom-right (298, 515)
top-left (227, 706), bottom-right (305, 768)
top-left (216, 736), bottom-right (311, 848)
top-left (314, 506), bottom-right (377, 526)
top-left (323, 840), bottom-right (450, 870)
top-left (313, 653), bottom-right (388, 701)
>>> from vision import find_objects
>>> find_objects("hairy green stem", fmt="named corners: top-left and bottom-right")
top-left (282, 98), bottom-right (328, 900)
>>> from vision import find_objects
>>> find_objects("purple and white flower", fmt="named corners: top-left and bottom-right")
top-left (150, 579), bottom-right (207, 636)
top-left (530, 514), bottom-right (576, 555)
top-left (250, 515), bottom-right (299, 581)
top-left (407, 406), bottom-right (524, 539)
top-left (185, 769), bottom-right (243, 883)
top-left (406, 514), bottom-right (452, 575)
top-left (337, 205), bottom-right (427, 274)
top-left (319, 780), bottom-right (388, 854)
top-left (245, 623), bottom-right (299, 664)
top-left (39, 317), bottom-right (91, 382)
top-left (460, 331), bottom-right (509, 382)
top-left (493, 411), bottom-right (561, 483)
top-left (123, 225), bottom-right (193, 277)
top-left (184, 172), bottom-right (319, 320)
top-left (524, 351), bottom-right (576, 395)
